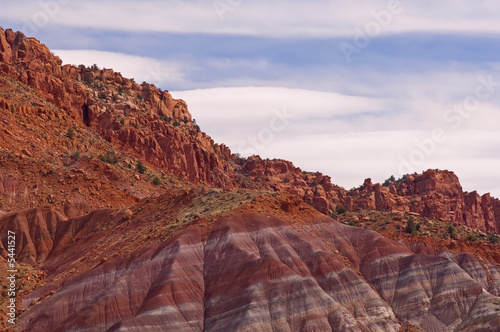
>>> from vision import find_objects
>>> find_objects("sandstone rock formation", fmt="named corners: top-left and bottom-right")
top-left (234, 158), bottom-right (500, 234)
top-left (1, 27), bottom-right (500, 235)
top-left (343, 170), bottom-right (500, 234)
top-left (0, 28), bottom-right (233, 192)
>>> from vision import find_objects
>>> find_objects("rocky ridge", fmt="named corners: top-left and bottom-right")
top-left (0, 27), bottom-right (232, 183)
top-left (1, 28), bottom-right (500, 235)
top-left (234, 157), bottom-right (500, 234)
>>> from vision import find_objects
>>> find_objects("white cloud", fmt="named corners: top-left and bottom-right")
top-left (172, 86), bottom-right (500, 197)
top-left (4, 0), bottom-right (500, 38)
top-left (172, 86), bottom-right (394, 156)
top-left (264, 129), bottom-right (500, 197)
top-left (52, 50), bottom-right (186, 86)
top-left (173, 87), bottom-right (386, 119)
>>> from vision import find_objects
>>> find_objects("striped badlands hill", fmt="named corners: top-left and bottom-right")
top-left (1, 189), bottom-right (499, 331)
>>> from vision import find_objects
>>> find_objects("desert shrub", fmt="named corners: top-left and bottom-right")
top-left (466, 234), bottom-right (479, 242)
top-left (488, 233), bottom-right (499, 244)
top-left (152, 177), bottom-right (161, 186)
top-left (383, 175), bottom-right (396, 187)
top-left (160, 115), bottom-right (172, 123)
top-left (99, 153), bottom-right (118, 164)
top-left (448, 224), bottom-right (457, 239)
top-left (136, 161), bottom-right (146, 174)
top-left (404, 217), bottom-right (417, 235)
top-left (336, 206), bottom-right (347, 214)
top-left (66, 128), bottom-right (75, 140)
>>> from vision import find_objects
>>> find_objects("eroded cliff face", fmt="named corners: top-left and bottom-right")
top-left (233, 158), bottom-right (500, 234)
top-left (0, 28), bottom-right (234, 191)
top-left (0, 190), bottom-right (499, 332)
top-left (343, 170), bottom-right (500, 234)
top-left (1, 27), bottom-right (500, 235)
top-left (0, 29), bottom-right (190, 122)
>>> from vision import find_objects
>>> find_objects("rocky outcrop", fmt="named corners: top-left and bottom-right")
top-left (0, 190), bottom-right (498, 331)
top-left (233, 158), bottom-right (500, 233)
top-left (234, 155), bottom-right (346, 214)
top-left (0, 28), bottom-right (189, 123)
top-left (463, 191), bottom-right (499, 231)
top-left (343, 170), bottom-right (500, 234)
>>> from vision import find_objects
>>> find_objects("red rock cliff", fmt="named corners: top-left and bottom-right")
top-left (1, 28), bottom-right (499, 235)
top-left (0, 28), bottom-right (234, 188)
top-left (343, 170), bottom-right (500, 233)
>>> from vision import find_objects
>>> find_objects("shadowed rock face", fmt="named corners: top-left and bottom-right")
top-left (1, 191), bottom-right (498, 332)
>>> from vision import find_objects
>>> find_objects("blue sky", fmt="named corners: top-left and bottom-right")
top-left (2, 0), bottom-right (500, 196)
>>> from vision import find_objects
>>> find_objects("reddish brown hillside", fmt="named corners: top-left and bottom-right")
top-left (0, 189), bottom-right (499, 331)
top-left (0, 27), bottom-right (233, 217)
